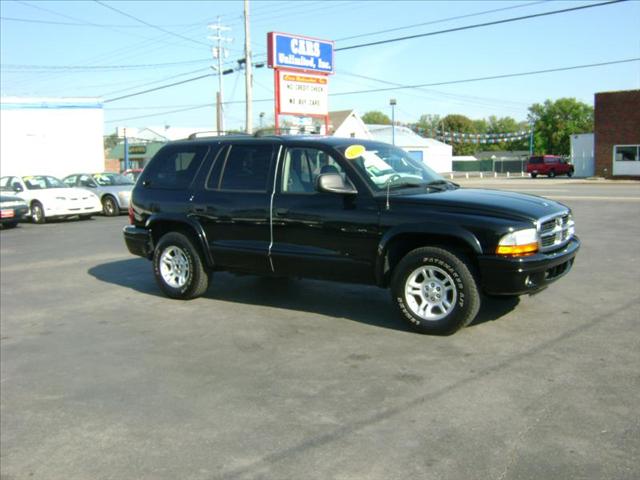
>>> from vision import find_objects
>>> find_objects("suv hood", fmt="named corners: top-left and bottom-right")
top-left (392, 188), bottom-right (568, 222)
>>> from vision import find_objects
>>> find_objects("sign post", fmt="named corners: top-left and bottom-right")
top-left (267, 32), bottom-right (334, 134)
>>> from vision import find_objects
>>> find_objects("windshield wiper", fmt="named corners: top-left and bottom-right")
top-left (424, 179), bottom-right (458, 191)
top-left (387, 180), bottom-right (423, 190)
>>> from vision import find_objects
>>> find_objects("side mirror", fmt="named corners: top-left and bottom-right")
top-left (316, 173), bottom-right (357, 195)
top-left (12, 183), bottom-right (23, 193)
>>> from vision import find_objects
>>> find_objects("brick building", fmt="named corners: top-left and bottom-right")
top-left (594, 89), bottom-right (640, 178)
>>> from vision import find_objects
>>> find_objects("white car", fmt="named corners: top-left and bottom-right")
top-left (0, 175), bottom-right (102, 224)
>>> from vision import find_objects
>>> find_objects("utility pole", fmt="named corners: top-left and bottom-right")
top-left (244, 0), bottom-right (253, 134)
top-left (208, 18), bottom-right (231, 135)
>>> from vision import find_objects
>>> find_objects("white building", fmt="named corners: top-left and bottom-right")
top-left (0, 97), bottom-right (104, 178)
top-left (328, 110), bottom-right (372, 139)
top-left (366, 124), bottom-right (453, 173)
top-left (570, 133), bottom-right (595, 177)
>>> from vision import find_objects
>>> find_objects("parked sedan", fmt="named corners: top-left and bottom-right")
top-left (63, 173), bottom-right (134, 216)
top-left (0, 175), bottom-right (102, 224)
top-left (0, 193), bottom-right (29, 228)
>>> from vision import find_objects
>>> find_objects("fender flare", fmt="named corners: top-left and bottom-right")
top-left (375, 223), bottom-right (482, 286)
top-left (145, 213), bottom-right (214, 267)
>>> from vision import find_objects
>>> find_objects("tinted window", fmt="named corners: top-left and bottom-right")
top-left (529, 157), bottom-right (543, 164)
top-left (144, 145), bottom-right (209, 190)
top-left (219, 144), bottom-right (274, 192)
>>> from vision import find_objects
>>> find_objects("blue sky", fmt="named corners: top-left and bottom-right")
top-left (1, 0), bottom-right (639, 134)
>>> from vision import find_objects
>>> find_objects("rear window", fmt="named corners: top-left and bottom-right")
top-left (142, 145), bottom-right (209, 190)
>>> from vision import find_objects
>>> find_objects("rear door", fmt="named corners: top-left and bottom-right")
top-left (190, 141), bottom-right (278, 274)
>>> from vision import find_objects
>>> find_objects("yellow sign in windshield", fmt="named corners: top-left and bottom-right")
top-left (344, 144), bottom-right (365, 160)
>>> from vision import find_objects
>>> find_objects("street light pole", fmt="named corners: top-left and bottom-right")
top-left (390, 98), bottom-right (397, 146)
top-left (208, 18), bottom-right (231, 136)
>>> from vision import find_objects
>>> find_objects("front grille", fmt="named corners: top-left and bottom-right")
top-left (545, 258), bottom-right (574, 280)
top-left (538, 212), bottom-right (574, 253)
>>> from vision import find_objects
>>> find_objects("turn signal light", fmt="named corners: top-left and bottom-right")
top-left (496, 243), bottom-right (539, 256)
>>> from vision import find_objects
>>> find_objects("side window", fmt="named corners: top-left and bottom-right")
top-left (143, 145), bottom-right (209, 190)
top-left (218, 144), bottom-right (274, 192)
top-left (0, 177), bottom-right (9, 189)
top-left (79, 175), bottom-right (94, 187)
top-left (282, 148), bottom-right (349, 194)
top-left (64, 175), bottom-right (77, 187)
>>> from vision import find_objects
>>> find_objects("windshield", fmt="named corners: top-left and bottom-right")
top-left (23, 176), bottom-right (66, 189)
top-left (92, 173), bottom-right (134, 186)
top-left (336, 143), bottom-right (444, 191)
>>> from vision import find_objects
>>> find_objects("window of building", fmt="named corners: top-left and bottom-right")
top-left (218, 144), bottom-right (275, 192)
top-left (614, 145), bottom-right (639, 162)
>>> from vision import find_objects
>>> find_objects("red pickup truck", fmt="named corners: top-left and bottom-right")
top-left (527, 155), bottom-right (574, 178)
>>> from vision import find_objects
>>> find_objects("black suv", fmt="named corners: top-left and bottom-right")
top-left (123, 135), bottom-right (580, 334)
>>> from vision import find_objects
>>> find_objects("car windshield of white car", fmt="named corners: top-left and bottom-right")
top-left (23, 176), bottom-right (65, 189)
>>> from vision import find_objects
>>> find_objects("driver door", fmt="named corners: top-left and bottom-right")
top-left (270, 146), bottom-right (380, 284)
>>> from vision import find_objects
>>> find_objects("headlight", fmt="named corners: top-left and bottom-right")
top-left (496, 228), bottom-right (539, 256)
top-left (55, 196), bottom-right (66, 201)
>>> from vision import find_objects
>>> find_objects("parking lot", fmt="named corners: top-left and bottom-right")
top-left (1, 179), bottom-right (639, 480)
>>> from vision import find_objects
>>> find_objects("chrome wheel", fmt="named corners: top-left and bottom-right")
top-left (31, 203), bottom-right (44, 224)
top-left (159, 246), bottom-right (190, 289)
top-left (404, 265), bottom-right (457, 321)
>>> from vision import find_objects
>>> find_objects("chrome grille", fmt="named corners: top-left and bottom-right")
top-left (537, 212), bottom-right (574, 253)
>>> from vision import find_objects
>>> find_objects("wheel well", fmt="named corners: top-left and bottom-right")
top-left (30, 199), bottom-right (42, 208)
top-left (382, 233), bottom-right (478, 287)
top-left (102, 194), bottom-right (116, 204)
top-left (149, 221), bottom-right (210, 266)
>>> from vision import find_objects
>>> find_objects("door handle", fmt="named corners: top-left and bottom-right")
top-left (192, 205), bottom-right (207, 213)
top-left (275, 208), bottom-right (288, 216)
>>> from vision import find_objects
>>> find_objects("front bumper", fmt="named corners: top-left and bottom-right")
top-left (44, 200), bottom-right (102, 217)
top-left (123, 225), bottom-right (153, 259)
top-left (478, 236), bottom-right (580, 296)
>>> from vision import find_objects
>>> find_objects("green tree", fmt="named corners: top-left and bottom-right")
top-left (414, 114), bottom-right (442, 137)
top-left (528, 98), bottom-right (593, 155)
top-left (441, 114), bottom-right (477, 155)
top-left (362, 110), bottom-right (391, 125)
top-left (103, 133), bottom-right (120, 151)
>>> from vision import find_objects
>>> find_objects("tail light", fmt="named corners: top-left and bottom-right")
top-left (128, 205), bottom-right (134, 224)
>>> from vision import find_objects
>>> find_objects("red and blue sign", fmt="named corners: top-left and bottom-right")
top-left (267, 32), bottom-right (334, 74)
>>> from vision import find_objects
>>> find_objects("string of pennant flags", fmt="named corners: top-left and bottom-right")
top-left (413, 128), bottom-right (532, 144)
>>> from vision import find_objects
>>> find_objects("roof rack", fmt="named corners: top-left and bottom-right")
top-left (187, 131), bottom-right (251, 140)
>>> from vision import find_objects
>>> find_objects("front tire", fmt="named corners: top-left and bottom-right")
top-left (102, 196), bottom-right (118, 216)
top-left (31, 201), bottom-right (45, 224)
top-left (548, 170), bottom-right (556, 178)
top-left (531, 173), bottom-right (537, 178)
top-left (153, 232), bottom-right (209, 299)
top-left (567, 170), bottom-right (573, 178)
top-left (391, 247), bottom-right (480, 335)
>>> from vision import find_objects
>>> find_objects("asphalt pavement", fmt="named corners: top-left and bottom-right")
top-left (1, 178), bottom-right (639, 480)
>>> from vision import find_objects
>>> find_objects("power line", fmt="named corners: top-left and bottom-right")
top-left (2, 59), bottom-right (211, 72)
top-left (334, 0), bottom-right (548, 42)
top-left (93, 0), bottom-right (210, 47)
top-left (0, 15), bottom-right (207, 28)
top-left (330, 58), bottom-right (640, 95)
top-left (336, 0), bottom-right (627, 51)
top-left (103, 57), bottom-right (640, 122)
top-left (103, 73), bottom-right (214, 103)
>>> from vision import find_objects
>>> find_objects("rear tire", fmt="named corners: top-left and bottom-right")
top-left (548, 170), bottom-right (556, 178)
top-left (567, 170), bottom-right (573, 178)
top-left (531, 173), bottom-right (537, 178)
top-left (31, 201), bottom-right (45, 224)
top-left (153, 232), bottom-right (209, 299)
top-left (390, 247), bottom-right (480, 335)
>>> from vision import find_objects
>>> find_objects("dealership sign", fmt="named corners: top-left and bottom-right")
top-left (278, 72), bottom-right (328, 116)
top-left (267, 32), bottom-right (334, 74)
